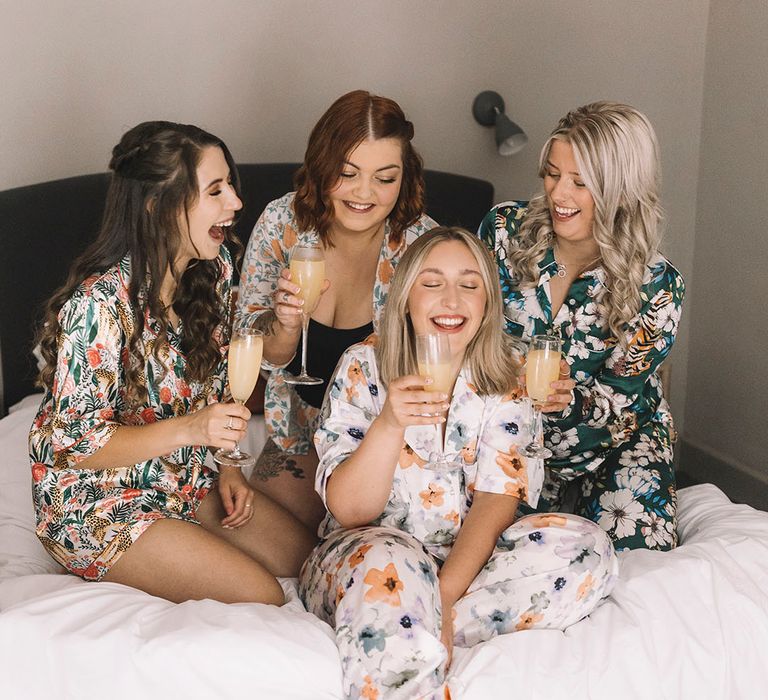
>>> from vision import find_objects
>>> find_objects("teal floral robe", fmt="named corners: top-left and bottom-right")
top-left (479, 202), bottom-right (685, 551)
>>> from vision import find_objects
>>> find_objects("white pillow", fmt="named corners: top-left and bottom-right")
top-left (0, 394), bottom-right (64, 580)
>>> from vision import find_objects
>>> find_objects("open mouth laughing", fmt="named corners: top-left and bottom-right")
top-left (552, 205), bottom-right (580, 222)
top-left (209, 218), bottom-right (234, 242)
top-left (343, 201), bottom-right (375, 214)
top-left (430, 315), bottom-right (467, 333)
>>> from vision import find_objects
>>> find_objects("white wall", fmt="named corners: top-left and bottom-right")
top-left (683, 0), bottom-right (768, 478)
top-left (1, 0), bottom-right (710, 426)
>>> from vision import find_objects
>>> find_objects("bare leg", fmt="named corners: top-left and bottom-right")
top-left (249, 439), bottom-right (326, 531)
top-left (197, 486), bottom-right (317, 577)
top-left (102, 518), bottom-right (285, 605)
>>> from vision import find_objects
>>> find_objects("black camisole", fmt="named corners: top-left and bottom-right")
top-left (285, 318), bottom-right (374, 409)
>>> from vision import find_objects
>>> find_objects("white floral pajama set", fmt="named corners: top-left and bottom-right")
top-left (299, 343), bottom-right (618, 699)
top-left (479, 202), bottom-right (686, 551)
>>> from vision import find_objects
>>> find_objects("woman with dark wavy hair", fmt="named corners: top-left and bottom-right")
top-left (30, 121), bottom-right (314, 604)
top-left (237, 90), bottom-right (436, 532)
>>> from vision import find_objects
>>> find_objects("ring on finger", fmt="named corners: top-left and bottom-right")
top-left (226, 417), bottom-right (233, 430)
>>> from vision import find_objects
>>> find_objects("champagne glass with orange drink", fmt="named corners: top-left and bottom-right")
top-left (520, 334), bottom-right (563, 459)
top-left (415, 333), bottom-right (463, 472)
top-left (214, 326), bottom-right (264, 468)
top-left (284, 243), bottom-right (325, 386)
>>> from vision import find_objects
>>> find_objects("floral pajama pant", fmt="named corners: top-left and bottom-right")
top-left (299, 513), bottom-right (618, 700)
top-left (537, 424), bottom-right (678, 551)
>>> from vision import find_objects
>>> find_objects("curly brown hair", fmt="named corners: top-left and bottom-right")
top-left (293, 90), bottom-right (425, 245)
top-left (36, 121), bottom-right (242, 402)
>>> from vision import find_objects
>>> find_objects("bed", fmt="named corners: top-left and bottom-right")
top-left (1, 167), bottom-right (767, 699)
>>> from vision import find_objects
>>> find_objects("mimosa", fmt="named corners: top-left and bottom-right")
top-left (228, 334), bottom-right (263, 402)
top-left (214, 327), bottom-right (264, 469)
top-left (285, 243), bottom-right (325, 386)
top-left (290, 258), bottom-right (325, 313)
top-left (520, 334), bottom-right (563, 460)
top-left (525, 348), bottom-right (561, 402)
top-left (417, 361), bottom-right (454, 395)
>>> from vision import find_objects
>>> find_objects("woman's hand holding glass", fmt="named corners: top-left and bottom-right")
top-left (415, 333), bottom-right (463, 472)
top-left (518, 357), bottom-right (575, 413)
top-left (282, 243), bottom-right (329, 386)
top-left (214, 327), bottom-right (264, 469)
top-left (520, 334), bottom-right (564, 459)
top-left (182, 401), bottom-right (251, 450)
top-left (377, 375), bottom-right (449, 432)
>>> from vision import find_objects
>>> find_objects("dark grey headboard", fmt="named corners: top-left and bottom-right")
top-left (0, 164), bottom-right (493, 415)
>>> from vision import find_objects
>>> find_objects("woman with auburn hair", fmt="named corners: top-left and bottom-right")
top-left (237, 90), bottom-right (436, 534)
top-left (299, 227), bottom-right (617, 699)
top-left (479, 101), bottom-right (685, 552)
top-left (30, 121), bottom-right (314, 605)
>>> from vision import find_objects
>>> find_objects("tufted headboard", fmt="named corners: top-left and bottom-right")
top-left (0, 164), bottom-right (493, 416)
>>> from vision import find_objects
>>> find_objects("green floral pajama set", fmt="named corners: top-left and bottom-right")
top-left (479, 202), bottom-right (686, 552)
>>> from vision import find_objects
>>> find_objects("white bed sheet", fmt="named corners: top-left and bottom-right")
top-left (1, 395), bottom-right (767, 699)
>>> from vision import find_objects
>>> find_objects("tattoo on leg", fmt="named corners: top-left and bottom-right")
top-left (252, 310), bottom-right (277, 337)
top-left (251, 442), bottom-right (307, 481)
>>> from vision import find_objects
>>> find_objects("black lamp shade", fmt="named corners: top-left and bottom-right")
top-left (472, 90), bottom-right (527, 156)
top-left (495, 113), bottom-right (528, 156)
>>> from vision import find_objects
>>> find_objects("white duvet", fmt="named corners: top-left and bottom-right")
top-left (1, 396), bottom-right (767, 699)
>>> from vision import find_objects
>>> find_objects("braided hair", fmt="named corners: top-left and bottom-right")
top-left (36, 121), bottom-right (242, 401)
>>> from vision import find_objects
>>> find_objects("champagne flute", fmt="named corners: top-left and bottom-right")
top-left (520, 334), bottom-right (563, 459)
top-left (415, 333), bottom-right (462, 472)
top-left (284, 243), bottom-right (325, 386)
top-left (214, 327), bottom-right (264, 469)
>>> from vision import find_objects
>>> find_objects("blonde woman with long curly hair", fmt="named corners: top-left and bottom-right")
top-left (479, 102), bottom-right (685, 552)
top-left (299, 227), bottom-right (617, 699)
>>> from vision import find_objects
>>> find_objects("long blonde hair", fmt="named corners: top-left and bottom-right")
top-left (377, 227), bottom-right (519, 396)
top-left (508, 102), bottom-right (663, 346)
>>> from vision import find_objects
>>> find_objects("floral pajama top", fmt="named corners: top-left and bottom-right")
top-left (29, 251), bottom-right (232, 580)
top-left (236, 192), bottom-right (437, 455)
top-left (478, 201), bottom-right (685, 479)
top-left (314, 342), bottom-right (544, 561)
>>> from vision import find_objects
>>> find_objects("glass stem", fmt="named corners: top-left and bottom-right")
top-left (230, 400), bottom-right (243, 456)
top-left (299, 313), bottom-right (310, 375)
top-left (530, 401), bottom-right (541, 446)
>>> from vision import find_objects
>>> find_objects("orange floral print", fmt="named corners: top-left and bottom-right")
top-left (419, 483), bottom-right (445, 509)
top-left (515, 611), bottom-right (544, 631)
top-left (270, 239), bottom-right (285, 264)
top-left (523, 514), bottom-right (569, 529)
top-left (400, 443), bottom-right (426, 469)
top-left (362, 676), bottom-right (379, 700)
top-left (363, 563), bottom-right (404, 606)
top-left (496, 445), bottom-right (529, 502)
top-left (460, 439), bottom-right (477, 465)
top-left (577, 573), bottom-right (595, 600)
top-left (349, 543), bottom-right (373, 568)
top-left (283, 223), bottom-right (297, 249)
top-left (378, 258), bottom-right (394, 284)
top-left (444, 510), bottom-right (460, 525)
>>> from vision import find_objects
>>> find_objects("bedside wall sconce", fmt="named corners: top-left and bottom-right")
top-left (472, 90), bottom-right (528, 156)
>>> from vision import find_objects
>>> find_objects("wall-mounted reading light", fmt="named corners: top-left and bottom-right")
top-left (472, 90), bottom-right (528, 156)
